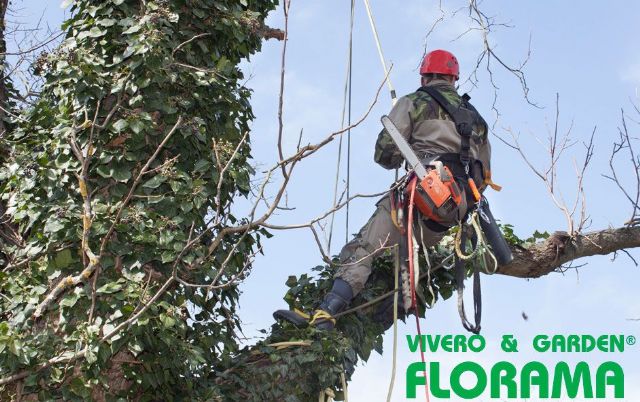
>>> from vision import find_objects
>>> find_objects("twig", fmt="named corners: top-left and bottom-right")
top-left (99, 116), bottom-right (184, 255)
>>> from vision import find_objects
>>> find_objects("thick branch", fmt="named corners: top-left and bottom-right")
top-left (498, 226), bottom-right (640, 278)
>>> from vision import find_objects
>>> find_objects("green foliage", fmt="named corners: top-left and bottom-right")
top-left (0, 0), bottom-right (277, 399)
top-left (500, 223), bottom-right (549, 246)
top-left (213, 244), bottom-right (462, 401)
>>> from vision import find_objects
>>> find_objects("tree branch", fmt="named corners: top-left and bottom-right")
top-left (498, 226), bottom-right (640, 278)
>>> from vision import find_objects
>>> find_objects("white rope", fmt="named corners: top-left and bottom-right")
top-left (319, 388), bottom-right (335, 402)
top-left (419, 223), bottom-right (436, 309)
top-left (327, 0), bottom-right (356, 253)
top-left (412, 224), bottom-right (420, 298)
top-left (341, 372), bottom-right (349, 402)
top-left (362, 0), bottom-right (397, 105)
top-left (386, 246), bottom-right (400, 401)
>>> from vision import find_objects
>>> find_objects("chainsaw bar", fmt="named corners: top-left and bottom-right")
top-left (381, 115), bottom-right (428, 179)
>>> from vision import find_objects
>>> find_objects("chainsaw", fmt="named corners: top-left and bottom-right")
top-left (381, 115), bottom-right (463, 223)
top-left (381, 115), bottom-right (513, 266)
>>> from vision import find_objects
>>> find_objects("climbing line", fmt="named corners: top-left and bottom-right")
top-left (385, 245), bottom-right (400, 401)
top-left (266, 340), bottom-right (313, 350)
top-left (454, 211), bottom-right (483, 260)
top-left (420, 223), bottom-right (436, 309)
top-left (327, 0), bottom-right (356, 252)
top-left (319, 387), bottom-right (335, 402)
top-left (329, 0), bottom-right (398, 251)
top-left (362, 0), bottom-right (397, 104)
top-left (341, 372), bottom-right (349, 402)
top-left (454, 210), bottom-right (498, 274)
top-left (345, 2), bottom-right (353, 245)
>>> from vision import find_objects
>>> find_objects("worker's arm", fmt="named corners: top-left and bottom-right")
top-left (374, 96), bottom-right (414, 170)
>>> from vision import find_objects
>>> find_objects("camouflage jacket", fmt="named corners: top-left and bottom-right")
top-left (374, 79), bottom-right (491, 183)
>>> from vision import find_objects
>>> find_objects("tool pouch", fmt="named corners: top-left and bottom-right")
top-left (409, 161), bottom-right (463, 223)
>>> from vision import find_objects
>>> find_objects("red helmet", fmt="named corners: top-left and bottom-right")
top-left (420, 49), bottom-right (459, 80)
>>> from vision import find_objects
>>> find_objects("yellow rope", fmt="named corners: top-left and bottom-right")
top-left (454, 211), bottom-right (499, 272)
top-left (309, 310), bottom-right (336, 326)
top-left (293, 308), bottom-right (310, 319)
top-left (454, 211), bottom-right (483, 260)
top-left (266, 341), bottom-right (313, 350)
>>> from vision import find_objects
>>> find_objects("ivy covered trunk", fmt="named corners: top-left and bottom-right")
top-left (0, 0), bottom-right (278, 399)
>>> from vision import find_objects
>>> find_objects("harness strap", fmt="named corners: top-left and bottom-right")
top-left (455, 230), bottom-right (482, 334)
top-left (418, 86), bottom-right (473, 170)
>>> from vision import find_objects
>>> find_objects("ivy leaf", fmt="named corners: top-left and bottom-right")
top-left (97, 282), bottom-right (123, 294)
top-left (44, 218), bottom-right (65, 234)
top-left (54, 249), bottom-right (73, 269)
top-left (129, 119), bottom-right (145, 134)
top-left (60, 292), bottom-right (80, 308)
top-left (98, 18), bottom-right (117, 27)
top-left (122, 25), bottom-right (142, 35)
top-left (112, 119), bottom-right (128, 132)
top-left (112, 167), bottom-right (132, 183)
top-left (193, 159), bottom-right (210, 173)
top-left (160, 315), bottom-right (176, 328)
top-left (89, 27), bottom-right (107, 38)
top-left (142, 175), bottom-right (166, 189)
top-left (96, 165), bottom-right (113, 178)
top-left (161, 250), bottom-right (174, 263)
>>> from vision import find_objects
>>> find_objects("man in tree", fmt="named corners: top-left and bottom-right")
top-left (274, 49), bottom-right (494, 330)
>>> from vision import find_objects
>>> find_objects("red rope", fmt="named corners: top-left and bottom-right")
top-left (407, 177), bottom-right (431, 402)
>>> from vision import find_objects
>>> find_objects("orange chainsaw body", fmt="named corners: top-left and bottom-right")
top-left (409, 165), bottom-right (463, 222)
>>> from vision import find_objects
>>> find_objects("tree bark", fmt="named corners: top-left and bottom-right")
top-left (498, 226), bottom-right (640, 278)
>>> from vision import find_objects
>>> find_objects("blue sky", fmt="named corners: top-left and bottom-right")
top-left (15, 1), bottom-right (640, 400)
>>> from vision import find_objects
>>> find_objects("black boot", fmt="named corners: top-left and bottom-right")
top-left (273, 279), bottom-right (353, 331)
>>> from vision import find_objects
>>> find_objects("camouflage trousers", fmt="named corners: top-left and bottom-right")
top-left (334, 193), bottom-right (466, 296)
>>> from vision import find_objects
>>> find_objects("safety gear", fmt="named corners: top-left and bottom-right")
top-left (381, 114), bottom-right (466, 224)
top-left (273, 279), bottom-right (353, 330)
top-left (419, 49), bottom-right (460, 80)
top-left (374, 80), bottom-right (490, 187)
top-left (417, 86), bottom-right (485, 173)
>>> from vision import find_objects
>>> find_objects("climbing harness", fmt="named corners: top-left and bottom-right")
top-left (415, 84), bottom-right (513, 265)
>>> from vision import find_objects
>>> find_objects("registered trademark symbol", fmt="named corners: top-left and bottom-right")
top-left (627, 336), bottom-right (636, 346)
